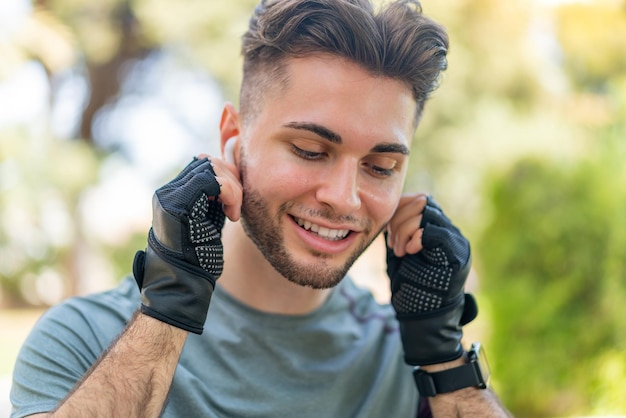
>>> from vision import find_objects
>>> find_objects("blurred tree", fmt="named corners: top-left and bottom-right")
top-left (0, 129), bottom-right (100, 306)
top-left (38, 0), bottom-right (259, 143)
top-left (133, 0), bottom-right (259, 100)
top-left (35, 0), bottom-right (152, 142)
top-left (474, 2), bottom-right (626, 416)
top-left (405, 0), bottom-right (561, 226)
top-left (478, 145), bottom-right (626, 416)
top-left (1, 0), bottom-right (257, 306)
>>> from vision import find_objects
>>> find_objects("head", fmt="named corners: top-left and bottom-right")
top-left (221, 0), bottom-right (448, 289)
top-left (240, 0), bottom-right (449, 126)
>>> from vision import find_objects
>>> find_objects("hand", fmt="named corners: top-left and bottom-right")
top-left (132, 156), bottom-right (241, 334)
top-left (386, 194), bottom-right (477, 365)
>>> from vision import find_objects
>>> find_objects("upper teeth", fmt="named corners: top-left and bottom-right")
top-left (295, 218), bottom-right (350, 241)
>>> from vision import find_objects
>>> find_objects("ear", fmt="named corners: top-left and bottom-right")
top-left (219, 103), bottom-right (240, 152)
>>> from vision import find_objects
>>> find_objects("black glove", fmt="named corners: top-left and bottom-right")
top-left (132, 157), bottom-right (225, 334)
top-left (386, 197), bottom-right (478, 365)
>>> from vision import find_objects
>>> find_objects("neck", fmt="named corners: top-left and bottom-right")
top-left (218, 221), bottom-right (333, 315)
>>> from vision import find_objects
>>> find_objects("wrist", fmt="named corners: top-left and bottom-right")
top-left (398, 308), bottom-right (464, 366)
top-left (138, 311), bottom-right (190, 339)
top-left (420, 351), bottom-right (467, 373)
top-left (413, 342), bottom-right (491, 398)
top-left (137, 243), bottom-right (215, 335)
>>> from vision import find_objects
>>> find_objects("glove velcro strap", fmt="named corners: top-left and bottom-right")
top-left (139, 245), bottom-right (215, 335)
top-left (398, 294), bottom-right (470, 366)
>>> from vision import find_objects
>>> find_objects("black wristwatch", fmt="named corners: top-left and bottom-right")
top-left (413, 342), bottom-right (490, 397)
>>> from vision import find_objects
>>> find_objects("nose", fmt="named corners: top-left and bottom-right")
top-left (315, 158), bottom-right (362, 215)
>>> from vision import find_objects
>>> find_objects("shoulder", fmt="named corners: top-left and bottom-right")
top-left (10, 277), bottom-right (139, 417)
top-left (36, 276), bottom-right (139, 350)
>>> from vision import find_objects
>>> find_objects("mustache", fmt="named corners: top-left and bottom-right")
top-left (281, 202), bottom-right (369, 230)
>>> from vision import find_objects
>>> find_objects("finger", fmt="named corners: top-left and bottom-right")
top-left (161, 157), bottom-right (213, 191)
top-left (185, 154), bottom-right (243, 221)
top-left (396, 193), bottom-right (429, 211)
top-left (405, 227), bottom-right (424, 255)
top-left (215, 176), bottom-right (242, 221)
top-left (209, 159), bottom-right (243, 222)
top-left (421, 222), bottom-right (468, 256)
top-left (157, 167), bottom-right (219, 215)
top-left (387, 194), bottom-right (428, 250)
top-left (393, 194), bottom-right (429, 224)
top-left (390, 214), bottom-right (422, 257)
top-left (421, 198), bottom-right (453, 229)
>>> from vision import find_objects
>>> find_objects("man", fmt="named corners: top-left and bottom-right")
top-left (11, 0), bottom-right (511, 416)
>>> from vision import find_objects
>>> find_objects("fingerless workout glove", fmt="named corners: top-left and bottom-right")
top-left (387, 197), bottom-right (478, 365)
top-left (133, 157), bottom-right (225, 334)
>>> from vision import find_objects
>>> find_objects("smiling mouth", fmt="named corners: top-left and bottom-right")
top-left (293, 216), bottom-right (351, 241)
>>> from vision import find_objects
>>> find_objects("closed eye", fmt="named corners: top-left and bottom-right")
top-left (366, 164), bottom-right (394, 178)
top-left (291, 144), bottom-right (326, 160)
top-left (363, 156), bottom-right (398, 178)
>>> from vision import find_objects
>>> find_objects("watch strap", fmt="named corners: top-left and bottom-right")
top-left (413, 363), bottom-right (481, 397)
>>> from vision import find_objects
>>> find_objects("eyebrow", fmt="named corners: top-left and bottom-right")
top-left (284, 121), bottom-right (342, 144)
top-left (371, 142), bottom-right (410, 155)
top-left (283, 121), bottom-right (410, 155)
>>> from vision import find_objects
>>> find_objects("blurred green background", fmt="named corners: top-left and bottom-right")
top-left (1, 0), bottom-right (625, 416)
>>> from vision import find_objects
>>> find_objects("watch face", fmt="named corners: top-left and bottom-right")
top-left (471, 343), bottom-right (491, 389)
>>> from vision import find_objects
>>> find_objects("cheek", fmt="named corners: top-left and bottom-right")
top-left (244, 152), bottom-right (311, 198)
top-left (362, 182), bottom-right (403, 226)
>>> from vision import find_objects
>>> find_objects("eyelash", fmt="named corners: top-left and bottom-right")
top-left (291, 145), bottom-right (395, 178)
top-left (367, 164), bottom-right (394, 178)
top-left (291, 144), bottom-right (325, 160)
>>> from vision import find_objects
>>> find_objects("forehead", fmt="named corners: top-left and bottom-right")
top-left (244, 55), bottom-right (418, 148)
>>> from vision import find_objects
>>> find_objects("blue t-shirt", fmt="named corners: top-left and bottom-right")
top-left (11, 276), bottom-right (418, 417)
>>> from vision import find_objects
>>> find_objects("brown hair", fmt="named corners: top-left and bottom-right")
top-left (240, 0), bottom-right (449, 125)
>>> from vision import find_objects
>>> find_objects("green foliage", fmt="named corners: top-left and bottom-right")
top-left (406, 0), bottom-right (551, 223)
top-left (477, 147), bottom-right (626, 417)
top-left (133, 0), bottom-right (259, 101)
top-left (0, 129), bottom-right (100, 306)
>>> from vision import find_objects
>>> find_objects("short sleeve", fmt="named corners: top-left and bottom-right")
top-left (10, 277), bottom-right (139, 417)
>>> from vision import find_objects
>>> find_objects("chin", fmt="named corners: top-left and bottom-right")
top-left (273, 252), bottom-right (358, 290)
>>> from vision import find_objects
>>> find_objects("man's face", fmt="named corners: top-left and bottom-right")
top-left (238, 55), bottom-right (416, 289)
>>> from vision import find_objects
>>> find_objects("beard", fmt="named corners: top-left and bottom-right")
top-left (238, 157), bottom-right (381, 289)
